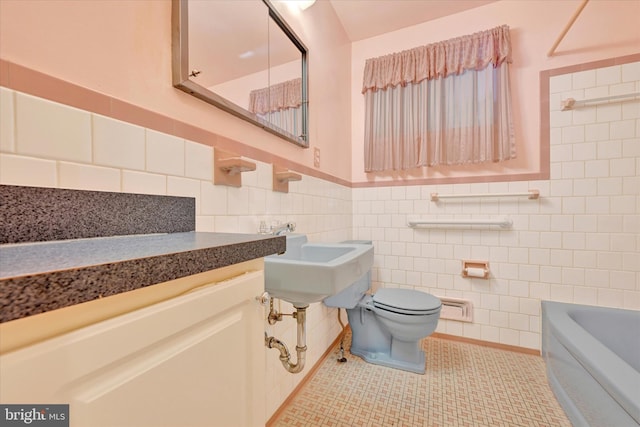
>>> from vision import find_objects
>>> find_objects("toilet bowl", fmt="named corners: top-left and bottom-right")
top-left (324, 242), bottom-right (441, 374)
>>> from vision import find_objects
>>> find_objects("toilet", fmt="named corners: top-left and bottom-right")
top-left (324, 241), bottom-right (441, 374)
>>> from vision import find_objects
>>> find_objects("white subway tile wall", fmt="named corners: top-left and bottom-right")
top-left (0, 153), bottom-right (57, 188)
top-left (184, 141), bottom-right (213, 180)
top-left (16, 92), bottom-right (92, 163)
top-left (145, 129), bottom-right (185, 176)
top-left (58, 161), bottom-right (121, 192)
top-left (121, 170), bottom-right (167, 195)
top-left (92, 115), bottom-right (146, 170)
top-left (352, 61), bottom-right (640, 350)
top-left (0, 87), bottom-right (352, 419)
top-left (0, 88), bottom-right (15, 153)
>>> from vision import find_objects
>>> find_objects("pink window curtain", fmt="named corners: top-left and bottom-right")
top-left (362, 25), bottom-right (516, 172)
top-left (249, 78), bottom-right (302, 115)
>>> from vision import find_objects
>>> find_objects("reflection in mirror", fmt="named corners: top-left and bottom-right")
top-left (189, 1), bottom-right (269, 107)
top-left (172, 0), bottom-right (308, 147)
top-left (247, 15), bottom-right (304, 141)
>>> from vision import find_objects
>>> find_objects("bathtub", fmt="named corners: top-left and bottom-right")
top-left (542, 301), bottom-right (640, 426)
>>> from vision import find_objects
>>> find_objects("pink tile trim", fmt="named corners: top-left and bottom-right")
top-left (541, 53), bottom-right (640, 78)
top-left (110, 99), bottom-right (176, 137)
top-left (0, 60), bottom-right (9, 87)
top-left (351, 172), bottom-right (546, 188)
top-left (0, 59), bottom-right (348, 188)
top-left (3, 55), bottom-right (636, 189)
top-left (6, 62), bottom-right (111, 116)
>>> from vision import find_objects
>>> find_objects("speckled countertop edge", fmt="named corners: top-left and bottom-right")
top-left (0, 232), bottom-right (285, 323)
top-left (0, 185), bottom-right (196, 244)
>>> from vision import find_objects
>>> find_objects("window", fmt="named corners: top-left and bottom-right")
top-left (362, 25), bottom-right (516, 172)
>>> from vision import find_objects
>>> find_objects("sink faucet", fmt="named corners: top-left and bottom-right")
top-left (270, 222), bottom-right (296, 235)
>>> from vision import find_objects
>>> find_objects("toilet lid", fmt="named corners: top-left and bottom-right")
top-left (373, 288), bottom-right (441, 315)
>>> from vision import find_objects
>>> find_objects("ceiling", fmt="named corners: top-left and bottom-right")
top-left (328, 0), bottom-right (498, 42)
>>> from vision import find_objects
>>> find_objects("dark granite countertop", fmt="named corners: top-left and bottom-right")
top-left (0, 232), bottom-right (285, 323)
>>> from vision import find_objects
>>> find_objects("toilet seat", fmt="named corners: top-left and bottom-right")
top-left (373, 288), bottom-right (441, 315)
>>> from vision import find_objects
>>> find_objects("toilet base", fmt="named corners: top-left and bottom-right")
top-left (346, 300), bottom-right (432, 374)
top-left (350, 345), bottom-right (426, 374)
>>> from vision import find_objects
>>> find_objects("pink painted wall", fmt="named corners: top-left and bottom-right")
top-left (272, 1), bottom-right (353, 177)
top-left (0, 0), bottom-right (353, 181)
top-left (2, 0), bottom-right (637, 186)
top-left (350, 0), bottom-right (640, 184)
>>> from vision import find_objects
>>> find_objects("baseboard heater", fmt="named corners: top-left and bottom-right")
top-left (437, 297), bottom-right (473, 323)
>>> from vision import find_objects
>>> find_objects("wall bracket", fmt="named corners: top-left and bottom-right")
top-left (273, 165), bottom-right (302, 193)
top-left (214, 148), bottom-right (256, 187)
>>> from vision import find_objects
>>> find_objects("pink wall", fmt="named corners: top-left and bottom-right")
top-left (350, 0), bottom-right (640, 185)
top-left (0, 0), bottom-right (353, 181)
top-left (2, 1), bottom-right (637, 186)
top-left (271, 1), bottom-right (353, 178)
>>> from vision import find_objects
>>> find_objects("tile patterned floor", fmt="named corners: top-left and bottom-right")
top-left (270, 333), bottom-right (571, 427)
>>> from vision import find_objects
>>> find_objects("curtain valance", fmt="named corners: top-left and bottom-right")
top-left (249, 78), bottom-right (301, 115)
top-left (362, 25), bottom-right (512, 94)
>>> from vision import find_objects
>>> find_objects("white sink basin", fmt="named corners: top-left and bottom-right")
top-left (265, 235), bottom-right (374, 307)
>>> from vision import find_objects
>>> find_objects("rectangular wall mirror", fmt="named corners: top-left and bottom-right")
top-left (172, 0), bottom-right (309, 148)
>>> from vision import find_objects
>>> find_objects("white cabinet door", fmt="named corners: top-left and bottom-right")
top-left (0, 270), bottom-right (265, 427)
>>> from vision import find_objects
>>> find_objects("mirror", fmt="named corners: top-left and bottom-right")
top-left (172, 0), bottom-right (309, 147)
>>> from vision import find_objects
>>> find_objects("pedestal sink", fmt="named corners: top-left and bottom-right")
top-left (265, 235), bottom-right (374, 308)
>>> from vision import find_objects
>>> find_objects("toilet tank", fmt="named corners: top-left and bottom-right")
top-left (323, 240), bottom-right (372, 309)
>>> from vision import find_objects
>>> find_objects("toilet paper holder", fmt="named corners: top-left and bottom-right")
top-left (461, 260), bottom-right (489, 279)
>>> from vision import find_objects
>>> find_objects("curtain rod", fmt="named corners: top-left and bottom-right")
top-left (547, 0), bottom-right (589, 57)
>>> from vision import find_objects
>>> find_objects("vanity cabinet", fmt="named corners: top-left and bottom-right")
top-left (0, 266), bottom-right (266, 427)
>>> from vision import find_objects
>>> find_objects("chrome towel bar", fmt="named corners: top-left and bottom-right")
top-left (408, 218), bottom-right (513, 229)
top-left (430, 190), bottom-right (539, 201)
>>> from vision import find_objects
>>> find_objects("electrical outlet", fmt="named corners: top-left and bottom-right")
top-left (313, 147), bottom-right (320, 168)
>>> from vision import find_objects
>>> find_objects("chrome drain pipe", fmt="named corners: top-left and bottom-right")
top-left (265, 304), bottom-right (308, 374)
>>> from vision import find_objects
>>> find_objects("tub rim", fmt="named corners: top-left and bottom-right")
top-left (542, 301), bottom-right (640, 424)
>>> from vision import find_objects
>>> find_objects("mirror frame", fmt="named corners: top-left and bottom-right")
top-left (172, 0), bottom-right (309, 148)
